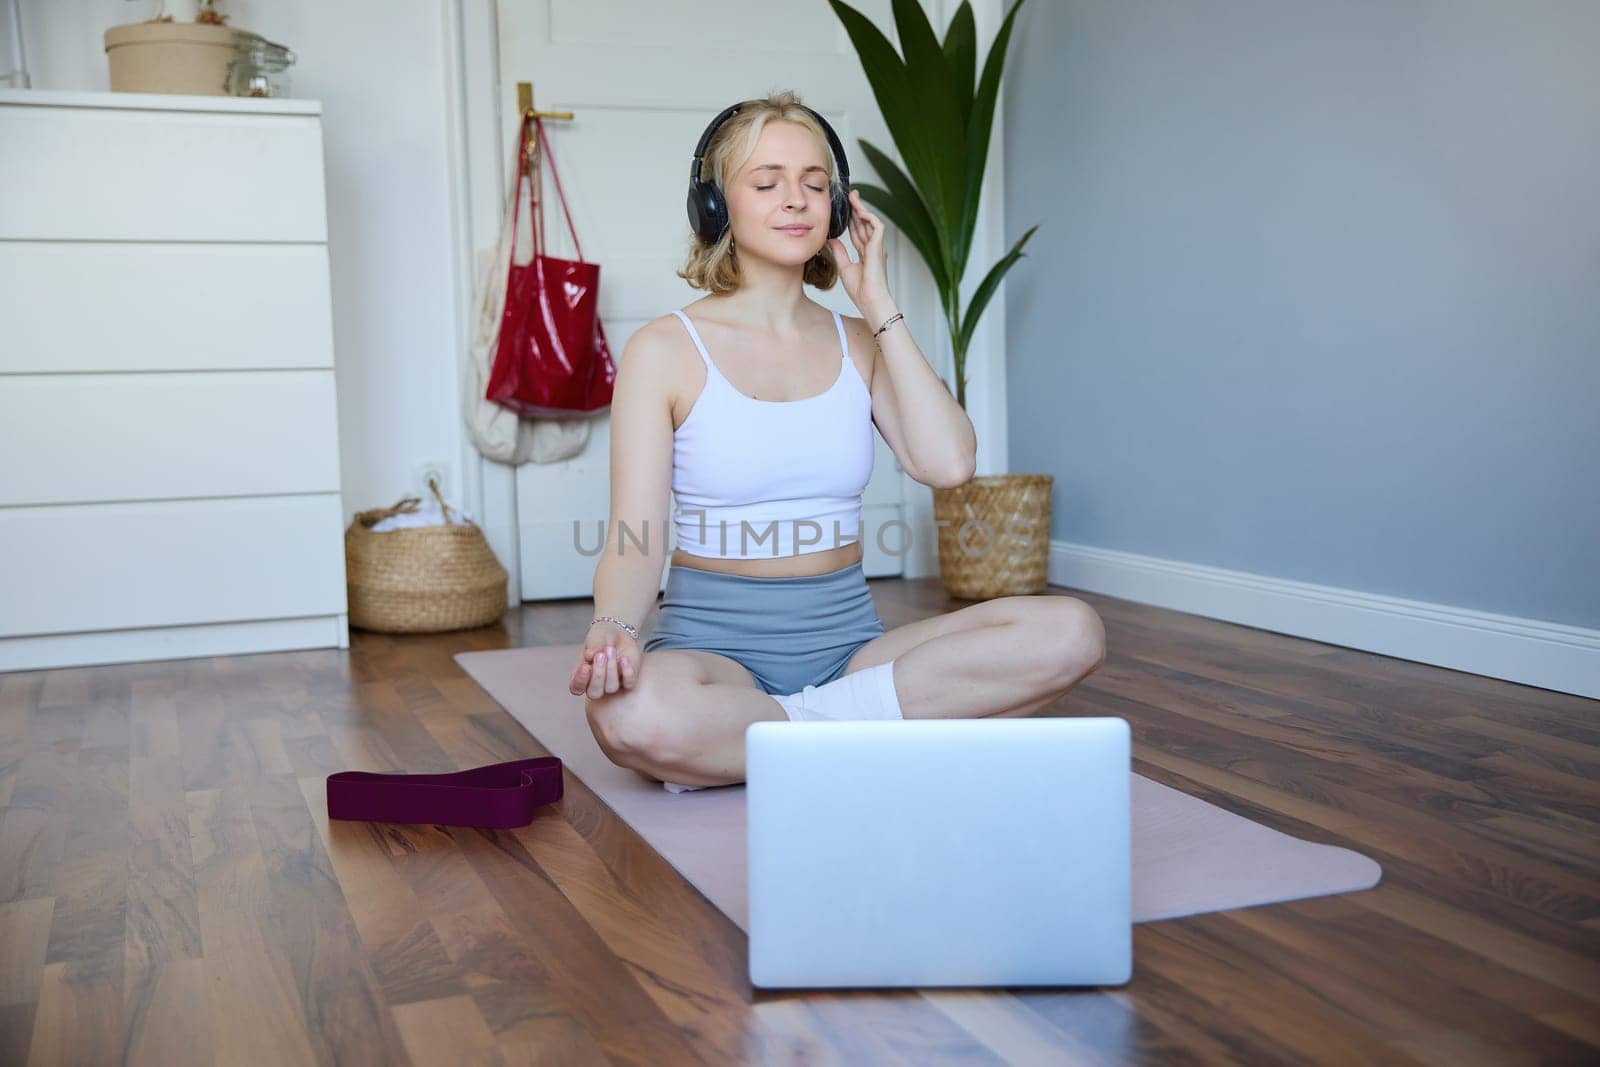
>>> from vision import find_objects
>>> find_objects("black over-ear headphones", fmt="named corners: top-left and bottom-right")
top-left (686, 101), bottom-right (853, 244)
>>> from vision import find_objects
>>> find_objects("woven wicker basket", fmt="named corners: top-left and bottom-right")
top-left (932, 474), bottom-right (1054, 599)
top-left (345, 481), bottom-right (508, 633)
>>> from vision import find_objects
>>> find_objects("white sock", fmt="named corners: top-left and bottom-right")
top-left (664, 663), bottom-right (904, 791)
top-left (771, 660), bottom-right (904, 722)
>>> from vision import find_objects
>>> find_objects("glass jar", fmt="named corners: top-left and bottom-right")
top-left (227, 30), bottom-right (295, 98)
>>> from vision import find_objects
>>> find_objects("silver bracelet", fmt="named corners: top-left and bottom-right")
top-left (872, 312), bottom-right (905, 340)
top-left (591, 615), bottom-right (638, 639)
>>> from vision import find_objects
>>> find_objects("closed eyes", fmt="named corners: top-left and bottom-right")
top-left (759, 184), bottom-right (827, 193)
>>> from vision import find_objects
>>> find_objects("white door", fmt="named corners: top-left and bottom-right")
top-left (495, 0), bottom-right (911, 600)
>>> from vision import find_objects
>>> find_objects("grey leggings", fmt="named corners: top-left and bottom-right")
top-left (641, 559), bottom-right (886, 695)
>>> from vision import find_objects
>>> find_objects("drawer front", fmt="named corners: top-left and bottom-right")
top-left (0, 242), bottom-right (334, 372)
top-left (0, 493), bottom-right (348, 636)
top-left (0, 369), bottom-right (342, 506)
top-left (0, 104), bottom-right (327, 241)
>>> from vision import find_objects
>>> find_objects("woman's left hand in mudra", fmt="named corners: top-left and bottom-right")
top-left (828, 188), bottom-right (892, 314)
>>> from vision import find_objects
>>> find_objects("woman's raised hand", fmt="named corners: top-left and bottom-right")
top-left (827, 188), bottom-right (891, 314)
top-left (569, 620), bottom-right (640, 700)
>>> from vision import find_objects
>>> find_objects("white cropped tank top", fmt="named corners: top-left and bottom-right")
top-left (669, 307), bottom-right (875, 559)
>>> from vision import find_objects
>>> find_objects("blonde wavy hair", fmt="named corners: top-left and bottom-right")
top-left (677, 89), bottom-right (842, 294)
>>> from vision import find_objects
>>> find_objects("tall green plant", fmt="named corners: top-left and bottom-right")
top-left (828, 0), bottom-right (1035, 410)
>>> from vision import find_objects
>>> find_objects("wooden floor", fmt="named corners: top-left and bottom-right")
top-left (1, 575), bottom-right (1597, 1066)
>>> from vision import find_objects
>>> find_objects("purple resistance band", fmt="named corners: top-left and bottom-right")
top-left (326, 756), bottom-right (564, 829)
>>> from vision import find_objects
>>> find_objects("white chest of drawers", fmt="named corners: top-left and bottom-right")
top-left (0, 88), bottom-right (349, 670)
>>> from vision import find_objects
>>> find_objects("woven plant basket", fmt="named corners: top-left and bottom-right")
top-left (104, 21), bottom-right (236, 96)
top-left (345, 481), bottom-right (508, 633)
top-left (931, 474), bottom-right (1053, 599)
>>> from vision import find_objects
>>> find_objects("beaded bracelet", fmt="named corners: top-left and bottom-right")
top-left (873, 312), bottom-right (905, 340)
top-left (591, 615), bottom-right (638, 639)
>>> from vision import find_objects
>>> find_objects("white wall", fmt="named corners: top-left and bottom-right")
top-left (11, 0), bottom-right (468, 523)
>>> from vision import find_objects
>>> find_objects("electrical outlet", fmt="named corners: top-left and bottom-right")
top-left (415, 461), bottom-right (449, 501)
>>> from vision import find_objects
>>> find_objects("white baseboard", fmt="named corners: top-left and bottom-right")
top-left (0, 614), bottom-right (348, 672)
top-left (1048, 540), bottom-right (1600, 702)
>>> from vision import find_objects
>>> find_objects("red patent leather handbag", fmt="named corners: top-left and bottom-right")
top-left (484, 114), bottom-right (616, 417)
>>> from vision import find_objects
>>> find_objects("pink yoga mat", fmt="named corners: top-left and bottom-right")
top-left (455, 645), bottom-right (1381, 928)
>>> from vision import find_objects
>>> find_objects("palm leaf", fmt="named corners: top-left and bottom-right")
top-left (890, 0), bottom-right (968, 253)
top-left (827, 1), bottom-right (948, 235)
top-left (941, 2), bottom-right (977, 134)
top-left (855, 139), bottom-right (951, 292)
top-left (828, 0), bottom-right (1037, 413)
top-left (958, 0), bottom-right (1027, 269)
top-left (958, 223), bottom-right (1038, 357)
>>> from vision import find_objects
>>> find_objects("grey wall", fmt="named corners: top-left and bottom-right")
top-left (1001, 0), bottom-right (1598, 628)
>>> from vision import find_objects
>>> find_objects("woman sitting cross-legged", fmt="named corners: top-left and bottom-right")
top-left (568, 89), bottom-right (1106, 791)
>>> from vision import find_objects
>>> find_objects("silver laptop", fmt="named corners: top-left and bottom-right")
top-left (746, 717), bottom-right (1132, 990)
